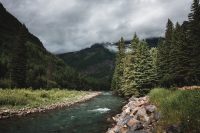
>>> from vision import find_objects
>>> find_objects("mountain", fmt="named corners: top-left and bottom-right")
top-left (58, 38), bottom-right (161, 89)
top-left (0, 3), bottom-right (96, 90)
top-left (58, 43), bottom-right (116, 90)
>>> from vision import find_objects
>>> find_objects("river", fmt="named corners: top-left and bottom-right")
top-left (0, 92), bottom-right (125, 133)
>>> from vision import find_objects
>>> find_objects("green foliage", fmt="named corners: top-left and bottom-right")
top-left (0, 89), bottom-right (89, 108)
top-left (113, 35), bottom-right (158, 96)
top-left (10, 25), bottom-right (28, 88)
top-left (149, 88), bottom-right (200, 133)
top-left (58, 44), bottom-right (115, 90)
top-left (0, 4), bottom-right (105, 90)
top-left (111, 37), bottom-right (126, 94)
top-left (157, 19), bottom-right (174, 87)
top-left (187, 0), bottom-right (200, 84)
top-left (156, 0), bottom-right (200, 87)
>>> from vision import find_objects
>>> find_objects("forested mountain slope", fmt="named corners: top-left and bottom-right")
top-left (0, 3), bottom-right (94, 90)
top-left (58, 39), bottom-right (161, 90)
top-left (58, 43), bottom-right (116, 90)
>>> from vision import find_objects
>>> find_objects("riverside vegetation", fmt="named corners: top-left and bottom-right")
top-left (0, 0), bottom-right (200, 133)
top-left (110, 0), bottom-right (200, 132)
top-left (0, 89), bottom-right (90, 109)
top-left (0, 89), bottom-right (100, 119)
top-left (149, 88), bottom-right (200, 132)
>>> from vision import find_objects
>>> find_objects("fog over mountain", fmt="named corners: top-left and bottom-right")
top-left (0, 0), bottom-right (192, 53)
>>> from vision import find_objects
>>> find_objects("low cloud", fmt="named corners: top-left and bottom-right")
top-left (0, 0), bottom-right (192, 53)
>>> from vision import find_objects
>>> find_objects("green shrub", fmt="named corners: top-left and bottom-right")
top-left (149, 88), bottom-right (200, 133)
top-left (0, 89), bottom-right (88, 109)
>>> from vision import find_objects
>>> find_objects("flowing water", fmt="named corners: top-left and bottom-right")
top-left (0, 92), bottom-right (125, 133)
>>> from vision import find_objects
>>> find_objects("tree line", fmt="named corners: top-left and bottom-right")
top-left (111, 0), bottom-right (200, 96)
top-left (0, 24), bottom-right (107, 90)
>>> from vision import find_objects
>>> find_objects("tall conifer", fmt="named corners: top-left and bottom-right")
top-left (11, 24), bottom-right (28, 88)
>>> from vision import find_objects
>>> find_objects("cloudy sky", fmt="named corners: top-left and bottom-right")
top-left (0, 0), bottom-right (192, 53)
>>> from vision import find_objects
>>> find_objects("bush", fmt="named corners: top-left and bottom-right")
top-left (149, 88), bottom-right (200, 133)
top-left (0, 89), bottom-right (88, 109)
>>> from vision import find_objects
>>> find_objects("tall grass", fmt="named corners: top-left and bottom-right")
top-left (0, 89), bottom-right (89, 109)
top-left (149, 88), bottom-right (200, 133)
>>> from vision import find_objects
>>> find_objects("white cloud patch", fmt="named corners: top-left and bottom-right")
top-left (0, 0), bottom-right (192, 53)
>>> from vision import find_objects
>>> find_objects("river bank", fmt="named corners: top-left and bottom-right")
top-left (107, 96), bottom-right (159, 133)
top-left (0, 92), bottom-right (125, 133)
top-left (0, 89), bottom-right (101, 119)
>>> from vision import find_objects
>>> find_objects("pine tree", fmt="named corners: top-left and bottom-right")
top-left (188, 0), bottom-right (200, 84)
top-left (121, 53), bottom-right (139, 96)
top-left (149, 47), bottom-right (158, 87)
top-left (157, 19), bottom-right (174, 87)
top-left (134, 41), bottom-right (155, 95)
top-left (111, 37), bottom-right (125, 94)
top-left (11, 24), bottom-right (28, 88)
top-left (120, 35), bottom-right (140, 96)
top-left (121, 34), bottom-right (156, 96)
top-left (169, 23), bottom-right (191, 86)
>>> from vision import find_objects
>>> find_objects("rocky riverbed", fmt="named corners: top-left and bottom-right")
top-left (0, 92), bottom-right (101, 120)
top-left (107, 96), bottom-right (160, 133)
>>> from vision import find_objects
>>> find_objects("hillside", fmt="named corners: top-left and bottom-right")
top-left (0, 3), bottom-right (92, 90)
top-left (58, 39), bottom-right (161, 90)
top-left (58, 43), bottom-right (116, 90)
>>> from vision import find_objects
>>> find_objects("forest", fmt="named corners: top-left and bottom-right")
top-left (111, 0), bottom-right (200, 96)
top-left (0, 2), bottom-right (110, 90)
top-left (0, 0), bottom-right (200, 132)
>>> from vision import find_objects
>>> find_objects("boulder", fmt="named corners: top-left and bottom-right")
top-left (118, 116), bottom-right (132, 126)
top-left (130, 107), bottom-right (140, 116)
top-left (145, 105), bottom-right (157, 114)
top-left (129, 122), bottom-right (143, 131)
top-left (127, 118), bottom-right (139, 127)
top-left (125, 107), bottom-right (131, 114)
top-left (129, 96), bottom-right (137, 102)
top-left (120, 127), bottom-right (129, 133)
top-left (135, 108), bottom-right (147, 120)
top-left (107, 96), bottom-right (159, 133)
top-left (129, 130), bottom-right (149, 133)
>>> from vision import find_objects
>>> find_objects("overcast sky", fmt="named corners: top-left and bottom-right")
top-left (0, 0), bottom-right (192, 53)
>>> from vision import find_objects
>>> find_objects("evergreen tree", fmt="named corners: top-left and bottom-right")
top-left (157, 19), bottom-right (174, 87)
top-left (11, 24), bottom-right (28, 88)
top-left (188, 0), bottom-right (200, 84)
top-left (111, 37), bottom-right (125, 94)
top-left (121, 34), bottom-right (156, 96)
top-left (134, 41), bottom-right (155, 95)
top-left (121, 35), bottom-right (139, 96)
top-left (169, 23), bottom-right (190, 86)
top-left (149, 47), bottom-right (158, 87)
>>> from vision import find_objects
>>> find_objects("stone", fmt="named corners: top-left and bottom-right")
top-left (113, 125), bottom-right (121, 132)
top-left (130, 130), bottom-right (149, 133)
top-left (127, 118), bottom-right (139, 127)
top-left (136, 108), bottom-right (147, 120)
top-left (107, 130), bottom-right (115, 133)
top-left (125, 107), bottom-right (131, 114)
top-left (153, 112), bottom-right (160, 121)
top-left (118, 116), bottom-right (132, 126)
top-left (130, 107), bottom-right (140, 116)
top-left (145, 105), bottom-right (157, 113)
top-left (106, 95), bottom-right (159, 133)
top-left (129, 122), bottom-right (144, 131)
top-left (129, 96), bottom-right (137, 102)
top-left (120, 127), bottom-right (129, 133)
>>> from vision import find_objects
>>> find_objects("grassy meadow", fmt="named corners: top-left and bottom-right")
top-left (149, 88), bottom-right (200, 132)
top-left (0, 89), bottom-right (90, 110)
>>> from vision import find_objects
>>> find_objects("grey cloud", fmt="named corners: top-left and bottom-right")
top-left (0, 0), bottom-right (192, 53)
